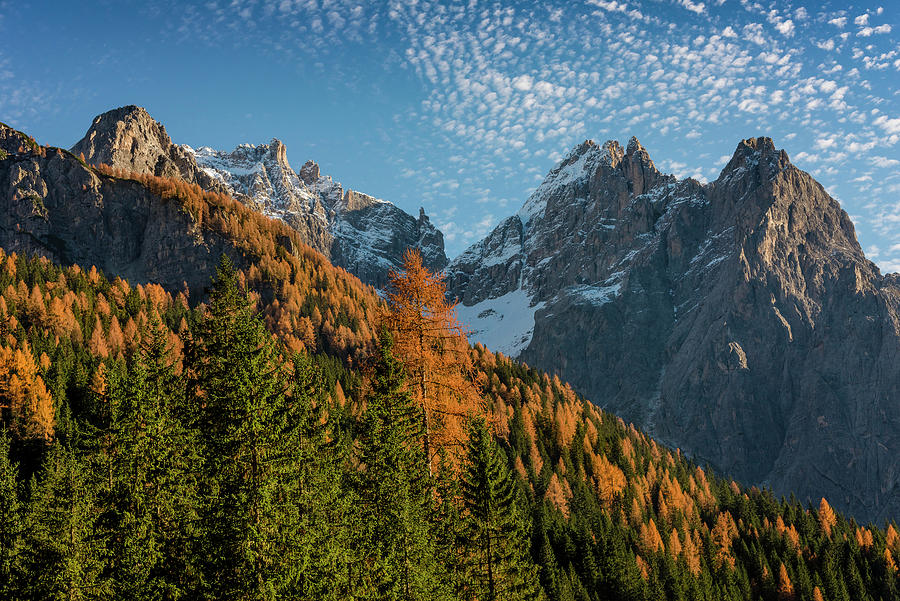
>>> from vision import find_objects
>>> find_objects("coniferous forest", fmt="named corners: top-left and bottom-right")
top-left (0, 140), bottom-right (897, 600)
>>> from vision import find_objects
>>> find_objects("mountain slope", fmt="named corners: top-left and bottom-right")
top-left (1, 120), bottom-right (898, 600)
top-left (447, 136), bottom-right (900, 523)
top-left (0, 120), bottom-right (379, 359)
top-left (72, 106), bottom-right (448, 287)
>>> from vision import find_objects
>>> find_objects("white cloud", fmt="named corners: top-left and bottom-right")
top-left (678, 0), bottom-right (706, 14)
top-left (742, 23), bottom-right (766, 45)
top-left (874, 115), bottom-right (900, 135)
top-left (587, 0), bottom-right (629, 12)
top-left (828, 17), bottom-right (847, 28)
top-left (854, 14), bottom-right (869, 26)
top-left (775, 19), bottom-right (795, 37)
top-left (738, 98), bottom-right (766, 113)
top-left (511, 74), bottom-right (533, 91)
top-left (858, 24), bottom-right (891, 37)
top-left (872, 156), bottom-right (900, 167)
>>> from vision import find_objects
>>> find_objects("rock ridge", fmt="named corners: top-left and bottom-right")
top-left (447, 135), bottom-right (900, 523)
top-left (71, 106), bottom-right (448, 287)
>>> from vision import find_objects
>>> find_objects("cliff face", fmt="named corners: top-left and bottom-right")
top-left (71, 106), bottom-right (447, 287)
top-left (0, 123), bottom-right (240, 294)
top-left (70, 105), bottom-right (225, 192)
top-left (447, 136), bottom-right (900, 522)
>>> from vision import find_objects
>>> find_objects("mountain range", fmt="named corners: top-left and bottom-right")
top-left (2, 106), bottom-right (897, 523)
top-left (70, 106), bottom-right (447, 288)
top-left (447, 136), bottom-right (900, 523)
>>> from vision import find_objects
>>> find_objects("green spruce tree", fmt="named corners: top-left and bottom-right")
top-left (289, 351), bottom-right (353, 600)
top-left (461, 416), bottom-right (542, 601)
top-left (96, 315), bottom-right (200, 600)
top-left (187, 256), bottom-right (318, 599)
top-left (352, 329), bottom-right (449, 600)
top-left (17, 442), bottom-right (107, 601)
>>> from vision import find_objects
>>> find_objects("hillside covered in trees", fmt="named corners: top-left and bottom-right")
top-left (0, 248), bottom-right (896, 600)
top-left (0, 131), bottom-right (898, 600)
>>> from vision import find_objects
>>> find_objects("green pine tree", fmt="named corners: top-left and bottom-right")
top-left (187, 256), bottom-right (318, 599)
top-left (0, 431), bottom-right (23, 598)
top-left (461, 416), bottom-right (542, 601)
top-left (352, 329), bottom-right (449, 600)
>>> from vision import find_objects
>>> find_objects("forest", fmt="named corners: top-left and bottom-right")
top-left (0, 145), bottom-right (897, 599)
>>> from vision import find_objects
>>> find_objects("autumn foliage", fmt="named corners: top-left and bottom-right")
top-left (382, 249), bottom-right (483, 468)
top-left (0, 139), bottom-right (895, 599)
top-left (0, 341), bottom-right (54, 441)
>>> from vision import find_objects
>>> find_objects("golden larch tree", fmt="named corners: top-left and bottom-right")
top-left (818, 498), bottom-right (837, 538)
top-left (777, 562), bottom-right (794, 600)
top-left (382, 248), bottom-right (483, 471)
top-left (0, 341), bottom-right (54, 441)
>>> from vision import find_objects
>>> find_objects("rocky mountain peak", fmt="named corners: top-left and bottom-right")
top-left (625, 135), bottom-right (644, 154)
top-left (448, 134), bottom-right (900, 522)
top-left (71, 106), bottom-right (222, 192)
top-left (720, 136), bottom-right (791, 178)
top-left (72, 105), bottom-right (171, 169)
top-left (601, 140), bottom-right (624, 167)
top-left (227, 139), bottom-right (289, 169)
top-left (299, 160), bottom-right (320, 185)
top-left (517, 139), bottom-right (614, 226)
top-left (621, 136), bottom-right (659, 196)
top-left (740, 135), bottom-right (776, 153)
top-left (263, 138), bottom-right (289, 168)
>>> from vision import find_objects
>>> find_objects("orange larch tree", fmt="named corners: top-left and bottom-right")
top-left (0, 341), bottom-right (55, 441)
top-left (382, 248), bottom-right (483, 472)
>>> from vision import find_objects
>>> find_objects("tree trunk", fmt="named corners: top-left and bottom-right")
top-left (421, 367), bottom-right (432, 475)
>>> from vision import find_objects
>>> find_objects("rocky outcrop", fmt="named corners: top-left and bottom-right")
top-left (70, 106), bottom-right (448, 287)
top-left (70, 105), bottom-right (224, 192)
top-left (0, 123), bottom-right (243, 294)
top-left (447, 136), bottom-right (900, 523)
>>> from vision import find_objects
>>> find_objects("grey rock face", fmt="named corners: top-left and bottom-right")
top-left (447, 135), bottom-right (900, 523)
top-left (70, 105), bottom-right (224, 193)
top-left (0, 124), bottom-right (242, 294)
top-left (71, 106), bottom-right (448, 287)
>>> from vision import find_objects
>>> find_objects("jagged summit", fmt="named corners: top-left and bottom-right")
top-left (625, 135), bottom-right (644, 154)
top-left (448, 135), bottom-right (900, 523)
top-left (71, 105), bottom-right (223, 191)
top-left (73, 105), bottom-right (169, 169)
top-left (70, 106), bottom-right (448, 287)
top-left (299, 159), bottom-right (320, 185)
top-left (719, 136), bottom-right (790, 176)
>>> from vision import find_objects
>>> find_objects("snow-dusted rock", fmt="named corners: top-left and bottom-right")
top-left (72, 106), bottom-right (448, 287)
top-left (447, 135), bottom-right (900, 524)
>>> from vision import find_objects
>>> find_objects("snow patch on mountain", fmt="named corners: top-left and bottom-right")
top-left (567, 282), bottom-right (622, 306)
top-left (518, 140), bottom-right (609, 227)
top-left (455, 289), bottom-right (544, 358)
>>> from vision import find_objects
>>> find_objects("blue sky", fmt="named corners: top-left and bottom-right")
top-left (3, 0), bottom-right (899, 269)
